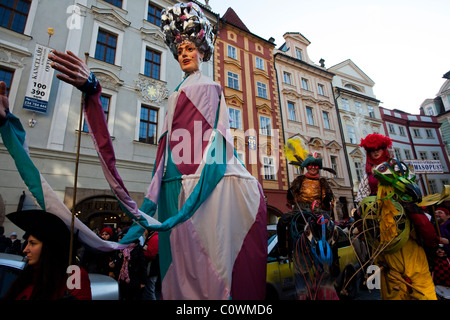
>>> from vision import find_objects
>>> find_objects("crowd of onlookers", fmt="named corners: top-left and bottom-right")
top-left (0, 224), bottom-right (160, 300)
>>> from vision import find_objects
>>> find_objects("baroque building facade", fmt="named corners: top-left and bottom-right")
top-left (275, 33), bottom-right (352, 220)
top-left (214, 8), bottom-right (289, 227)
top-left (0, 0), bottom-right (217, 233)
top-left (328, 59), bottom-right (385, 202)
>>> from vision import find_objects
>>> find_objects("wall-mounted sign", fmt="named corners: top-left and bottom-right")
top-left (23, 44), bottom-right (54, 113)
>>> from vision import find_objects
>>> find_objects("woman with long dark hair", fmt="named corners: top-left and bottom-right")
top-left (3, 210), bottom-right (91, 300)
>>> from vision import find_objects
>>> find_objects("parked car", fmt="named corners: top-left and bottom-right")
top-left (265, 226), bottom-right (358, 300)
top-left (0, 252), bottom-right (119, 300)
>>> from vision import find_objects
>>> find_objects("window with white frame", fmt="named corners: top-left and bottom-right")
top-left (426, 129), bottom-right (434, 138)
top-left (263, 156), bottom-right (276, 180)
top-left (255, 56), bottom-right (264, 70)
top-left (413, 129), bottom-right (421, 138)
top-left (368, 105), bottom-right (375, 118)
top-left (388, 124), bottom-right (396, 134)
top-left (306, 107), bottom-right (314, 125)
top-left (287, 101), bottom-right (296, 121)
top-left (347, 125), bottom-right (356, 144)
top-left (394, 148), bottom-right (402, 160)
top-left (404, 149), bottom-right (411, 160)
top-left (227, 45), bottom-right (237, 59)
top-left (228, 107), bottom-right (242, 129)
top-left (323, 111), bottom-right (330, 129)
top-left (355, 102), bottom-right (362, 114)
top-left (432, 152), bottom-right (441, 161)
top-left (283, 72), bottom-right (292, 85)
top-left (260, 115), bottom-right (272, 136)
top-left (399, 126), bottom-right (406, 136)
top-left (257, 82), bottom-right (268, 99)
top-left (227, 71), bottom-right (239, 90)
top-left (330, 156), bottom-right (338, 177)
top-left (419, 151), bottom-right (428, 160)
top-left (429, 179), bottom-right (438, 194)
top-left (318, 84), bottom-right (325, 96)
top-left (295, 48), bottom-right (303, 60)
top-left (301, 78), bottom-right (308, 90)
top-left (341, 98), bottom-right (350, 111)
top-left (355, 161), bottom-right (363, 182)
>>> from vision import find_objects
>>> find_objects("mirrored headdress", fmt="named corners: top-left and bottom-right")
top-left (161, 2), bottom-right (215, 62)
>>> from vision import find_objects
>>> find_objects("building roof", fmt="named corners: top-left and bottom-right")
top-left (222, 7), bottom-right (250, 32)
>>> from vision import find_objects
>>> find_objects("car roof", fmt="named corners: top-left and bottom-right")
top-left (0, 252), bottom-right (26, 270)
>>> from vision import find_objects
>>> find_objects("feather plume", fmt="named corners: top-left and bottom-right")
top-left (284, 136), bottom-right (310, 166)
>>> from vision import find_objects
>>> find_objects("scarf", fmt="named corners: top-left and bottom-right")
top-left (118, 243), bottom-right (137, 284)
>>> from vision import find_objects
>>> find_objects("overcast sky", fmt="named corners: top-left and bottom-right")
top-left (208, 0), bottom-right (450, 114)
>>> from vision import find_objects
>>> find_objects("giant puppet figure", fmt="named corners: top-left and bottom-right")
top-left (0, 2), bottom-right (267, 300)
top-left (278, 136), bottom-right (340, 300)
top-left (355, 133), bottom-right (445, 300)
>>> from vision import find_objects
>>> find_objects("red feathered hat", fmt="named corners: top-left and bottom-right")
top-left (359, 133), bottom-right (392, 151)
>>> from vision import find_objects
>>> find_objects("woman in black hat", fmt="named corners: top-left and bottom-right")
top-left (3, 210), bottom-right (92, 300)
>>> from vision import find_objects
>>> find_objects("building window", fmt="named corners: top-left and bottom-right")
top-left (147, 3), bottom-right (162, 26)
top-left (0, 0), bottom-right (31, 33)
top-left (83, 94), bottom-right (110, 132)
top-left (355, 102), bottom-right (362, 114)
top-left (104, 0), bottom-right (123, 8)
top-left (228, 107), bottom-right (242, 129)
top-left (0, 67), bottom-right (14, 95)
top-left (255, 56), bottom-right (264, 70)
top-left (323, 111), bottom-right (330, 129)
top-left (139, 105), bottom-right (158, 145)
top-left (347, 125), bottom-right (356, 144)
top-left (368, 106), bottom-right (375, 118)
top-left (287, 101), bottom-right (296, 121)
top-left (301, 78), bottom-right (308, 90)
top-left (341, 98), bottom-right (350, 111)
top-left (429, 179), bottom-right (438, 194)
top-left (95, 29), bottom-right (117, 64)
top-left (419, 151), bottom-right (428, 160)
top-left (257, 82), bottom-right (268, 99)
top-left (425, 129), bottom-right (434, 138)
top-left (404, 149), bottom-right (411, 160)
top-left (260, 115), bottom-right (272, 136)
top-left (144, 48), bottom-right (161, 80)
top-left (227, 71), bottom-right (239, 90)
top-left (283, 72), bottom-right (291, 85)
top-left (295, 48), bottom-right (303, 60)
top-left (355, 161), bottom-right (363, 182)
top-left (388, 124), bottom-right (396, 134)
top-left (425, 106), bottom-right (434, 116)
top-left (306, 107), bottom-right (314, 126)
top-left (263, 157), bottom-right (276, 180)
top-left (227, 45), bottom-right (237, 59)
top-left (413, 129), bottom-right (421, 138)
top-left (432, 152), bottom-right (441, 161)
top-left (330, 156), bottom-right (338, 177)
top-left (318, 84), bottom-right (325, 96)
top-left (399, 126), bottom-right (406, 136)
top-left (394, 148), bottom-right (402, 160)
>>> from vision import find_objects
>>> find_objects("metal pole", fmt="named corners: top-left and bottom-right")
top-left (68, 52), bottom-right (89, 267)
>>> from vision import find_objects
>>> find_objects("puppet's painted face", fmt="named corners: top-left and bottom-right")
top-left (177, 41), bottom-right (203, 74)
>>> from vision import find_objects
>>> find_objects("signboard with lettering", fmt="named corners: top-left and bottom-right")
top-left (405, 159), bottom-right (444, 174)
top-left (23, 44), bottom-right (54, 113)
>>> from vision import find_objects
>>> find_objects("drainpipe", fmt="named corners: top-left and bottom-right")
top-left (406, 120), bottom-right (427, 194)
top-left (332, 87), bottom-right (355, 207)
top-left (273, 54), bottom-right (290, 188)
